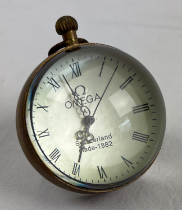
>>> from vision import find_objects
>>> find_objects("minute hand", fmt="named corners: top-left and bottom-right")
top-left (93, 66), bottom-right (118, 117)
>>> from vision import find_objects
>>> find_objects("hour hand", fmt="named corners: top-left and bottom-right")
top-left (76, 117), bottom-right (95, 162)
top-left (76, 129), bottom-right (94, 163)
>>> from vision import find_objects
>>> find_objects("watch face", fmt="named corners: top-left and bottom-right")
top-left (25, 44), bottom-right (165, 190)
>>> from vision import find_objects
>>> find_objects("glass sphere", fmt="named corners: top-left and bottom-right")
top-left (25, 44), bottom-right (166, 190)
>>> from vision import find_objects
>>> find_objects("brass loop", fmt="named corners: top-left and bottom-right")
top-left (48, 38), bottom-right (89, 56)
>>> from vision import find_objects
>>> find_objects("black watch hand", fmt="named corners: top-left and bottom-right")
top-left (62, 74), bottom-right (78, 98)
top-left (93, 66), bottom-right (118, 117)
top-left (77, 116), bottom-right (95, 162)
top-left (62, 75), bottom-right (94, 162)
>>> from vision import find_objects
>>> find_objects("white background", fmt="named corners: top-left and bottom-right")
top-left (0, 0), bottom-right (182, 209)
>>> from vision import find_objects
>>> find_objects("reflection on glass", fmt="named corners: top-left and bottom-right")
top-left (109, 89), bottom-right (136, 118)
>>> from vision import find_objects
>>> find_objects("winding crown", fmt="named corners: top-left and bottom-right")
top-left (55, 16), bottom-right (78, 35)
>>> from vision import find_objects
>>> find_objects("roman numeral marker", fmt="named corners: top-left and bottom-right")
top-left (132, 103), bottom-right (149, 114)
top-left (120, 76), bottom-right (133, 90)
top-left (97, 166), bottom-right (107, 179)
top-left (37, 103), bottom-right (49, 112)
top-left (38, 128), bottom-right (50, 138)
top-left (70, 62), bottom-right (81, 78)
top-left (48, 78), bottom-right (60, 91)
top-left (121, 156), bottom-right (133, 167)
top-left (49, 148), bottom-right (61, 163)
top-left (72, 163), bottom-right (80, 176)
top-left (132, 131), bottom-right (149, 143)
top-left (99, 62), bottom-right (105, 77)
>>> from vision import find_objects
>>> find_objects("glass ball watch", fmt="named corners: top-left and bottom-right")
top-left (16, 16), bottom-right (166, 194)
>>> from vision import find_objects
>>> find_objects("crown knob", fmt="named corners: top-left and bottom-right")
top-left (56, 16), bottom-right (78, 35)
top-left (55, 16), bottom-right (79, 46)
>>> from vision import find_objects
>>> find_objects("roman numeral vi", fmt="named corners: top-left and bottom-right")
top-left (97, 166), bottom-right (107, 179)
top-left (72, 163), bottom-right (80, 176)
